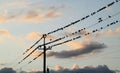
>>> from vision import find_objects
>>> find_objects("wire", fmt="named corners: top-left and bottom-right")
top-left (18, 11), bottom-right (120, 64)
top-left (45, 1), bottom-right (117, 36)
top-left (18, 0), bottom-right (120, 64)
top-left (51, 20), bottom-right (119, 48)
top-left (18, 45), bottom-right (42, 64)
top-left (22, 35), bottom-right (43, 55)
top-left (27, 20), bottom-right (119, 64)
top-left (41, 11), bottom-right (120, 46)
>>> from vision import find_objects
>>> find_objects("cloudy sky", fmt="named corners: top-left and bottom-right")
top-left (0, 0), bottom-right (120, 73)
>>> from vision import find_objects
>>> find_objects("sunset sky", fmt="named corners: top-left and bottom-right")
top-left (0, 0), bottom-right (120, 73)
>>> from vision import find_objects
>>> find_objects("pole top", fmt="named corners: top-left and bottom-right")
top-left (43, 34), bottom-right (47, 38)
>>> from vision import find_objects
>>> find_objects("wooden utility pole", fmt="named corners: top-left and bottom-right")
top-left (43, 34), bottom-right (46, 73)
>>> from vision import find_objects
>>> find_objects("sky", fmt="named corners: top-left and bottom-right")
top-left (0, 0), bottom-right (120, 73)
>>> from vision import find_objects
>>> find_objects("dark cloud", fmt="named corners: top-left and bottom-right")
top-left (0, 63), bottom-right (6, 66)
top-left (0, 65), bottom-right (116, 73)
top-left (0, 67), bottom-right (16, 73)
top-left (50, 65), bottom-right (115, 73)
top-left (47, 42), bottom-right (106, 58)
top-left (19, 65), bottom-right (115, 73)
top-left (114, 70), bottom-right (120, 73)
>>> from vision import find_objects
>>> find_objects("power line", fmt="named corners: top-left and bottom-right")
top-left (22, 35), bottom-right (43, 55)
top-left (18, 10), bottom-right (120, 64)
top-left (46, 1), bottom-right (118, 36)
top-left (27, 20), bottom-right (119, 64)
top-left (16, 1), bottom-right (120, 73)
top-left (21, 0), bottom-right (119, 55)
top-left (51, 20), bottom-right (119, 47)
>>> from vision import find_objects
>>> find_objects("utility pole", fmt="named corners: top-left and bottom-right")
top-left (47, 67), bottom-right (49, 73)
top-left (43, 34), bottom-right (46, 73)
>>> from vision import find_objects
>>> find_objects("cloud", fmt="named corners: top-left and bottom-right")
top-left (23, 10), bottom-right (62, 22)
top-left (20, 65), bottom-right (115, 73)
top-left (47, 41), bottom-right (106, 58)
top-left (0, 29), bottom-right (54, 43)
top-left (0, 65), bottom-right (116, 73)
top-left (26, 32), bottom-right (54, 41)
top-left (66, 41), bottom-right (86, 49)
top-left (24, 48), bottom-right (42, 58)
top-left (0, 10), bottom-right (62, 23)
top-left (104, 7), bottom-right (112, 12)
top-left (114, 70), bottom-right (120, 73)
top-left (0, 29), bottom-right (14, 40)
top-left (95, 28), bottom-right (120, 38)
top-left (51, 65), bottom-right (115, 73)
top-left (0, 12), bottom-right (19, 22)
top-left (0, 17), bottom-right (7, 22)
top-left (0, 1), bottom-right (29, 8)
top-left (71, 64), bottom-right (79, 70)
top-left (0, 1), bottom-right (29, 22)
top-left (48, 4), bottom-right (65, 10)
top-left (0, 63), bottom-right (6, 66)
top-left (0, 29), bottom-right (29, 42)
top-left (55, 65), bottom-right (65, 71)
top-left (0, 67), bottom-right (16, 73)
top-left (0, 1), bottom-right (63, 23)
top-left (26, 32), bottom-right (41, 40)
top-left (0, 29), bottom-right (10, 35)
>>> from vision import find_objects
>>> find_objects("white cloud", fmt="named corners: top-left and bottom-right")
top-left (95, 28), bottom-right (120, 38)
top-left (0, 29), bottom-right (14, 40)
